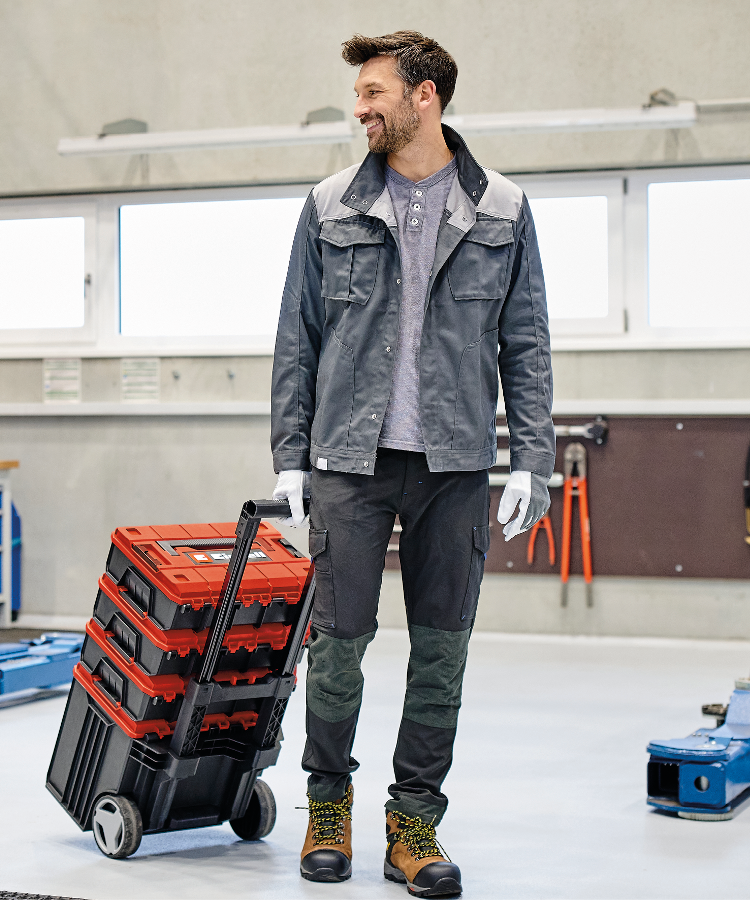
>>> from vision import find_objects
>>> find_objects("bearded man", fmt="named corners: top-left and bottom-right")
top-left (271, 30), bottom-right (555, 897)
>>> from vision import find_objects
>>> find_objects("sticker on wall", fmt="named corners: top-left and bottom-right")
top-left (121, 357), bottom-right (160, 403)
top-left (43, 358), bottom-right (81, 403)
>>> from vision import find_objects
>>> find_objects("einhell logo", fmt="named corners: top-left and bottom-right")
top-left (187, 548), bottom-right (270, 564)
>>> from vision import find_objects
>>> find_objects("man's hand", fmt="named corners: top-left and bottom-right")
top-left (272, 470), bottom-right (311, 527)
top-left (497, 471), bottom-right (550, 542)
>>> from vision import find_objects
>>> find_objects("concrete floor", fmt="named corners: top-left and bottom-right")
top-left (2, 629), bottom-right (750, 899)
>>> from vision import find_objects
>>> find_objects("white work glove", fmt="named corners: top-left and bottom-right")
top-left (272, 469), bottom-right (311, 527)
top-left (497, 471), bottom-right (550, 542)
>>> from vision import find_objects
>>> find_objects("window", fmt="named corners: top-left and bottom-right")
top-left (119, 196), bottom-right (306, 339)
top-left (648, 178), bottom-right (750, 329)
top-left (2, 167), bottom-right (750, 357)
top-left (529, 196), bottom-right (608, 319)
top-left (514, 176), bottom-right (624, 337)
top-left (0, 200), bottom-right (95, 346)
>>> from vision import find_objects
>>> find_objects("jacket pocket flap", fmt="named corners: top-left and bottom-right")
top-left (320, 218), bottom-right (386, 248)
top-left (308, 529), bottom-right (329, 559)
top-left (463, 218), bottom-right (514, 247)
top-left (473, 524), bottom-right (491, 554)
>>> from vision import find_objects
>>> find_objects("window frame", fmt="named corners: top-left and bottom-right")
top-left (624, 164), bottom-right (750, 347)
top-left (3, 164), bottom-right (750, 358)
top-left (0, 196), bottom-right (98, 347)
top-left (513, 174), bottom-right (625, 339)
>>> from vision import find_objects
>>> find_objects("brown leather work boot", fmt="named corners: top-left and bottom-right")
top-left (299, 784), bottom-right (353, 883)
top-left (384, 810), bottom-right (462, 897)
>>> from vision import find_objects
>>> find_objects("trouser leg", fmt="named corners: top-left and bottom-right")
top-left (387, 453), bottom-right (490, 824)
top-left (301, 452), bottom-right (404, 801)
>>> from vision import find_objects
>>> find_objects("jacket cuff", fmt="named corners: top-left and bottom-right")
top-left (510, 450), bottom-right (555, 480)
top-left (273, 450), bottom-right (311, 474)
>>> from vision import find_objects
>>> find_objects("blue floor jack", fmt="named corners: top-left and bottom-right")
top-left (647, 683), bottom-right (750, 820)
top-left (0, 633), bottom-right (84, 697)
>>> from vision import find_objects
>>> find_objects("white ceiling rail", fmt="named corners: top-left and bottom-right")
top-left (442, 101), bottom-right (697, 136)
top-left (57, 120), bottom-right (354, 157)
top-left (60, 92), bottom-right (750, 158)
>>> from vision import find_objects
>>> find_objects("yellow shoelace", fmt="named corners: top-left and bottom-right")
top-left (302, 794), bottom-right (352, 846)
top-left (393, 814), bottom-right (451, 862)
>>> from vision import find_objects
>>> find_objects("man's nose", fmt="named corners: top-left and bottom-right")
top-left (353, 96), bottom-right (370, 119)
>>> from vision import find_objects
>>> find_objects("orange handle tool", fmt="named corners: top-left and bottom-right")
top-left (560, 477), bottom-right (573, 605)
top-left (578, 476), bottom-right (593, 607)
top-left (527, 515), bottom-right (556, 566)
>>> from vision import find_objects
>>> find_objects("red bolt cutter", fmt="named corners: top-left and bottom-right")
top-left (560, 442), bottom-right (593, 608)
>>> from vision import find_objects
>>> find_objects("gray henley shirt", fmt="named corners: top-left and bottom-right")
top-left (378, 156), bottom-right (458, 453)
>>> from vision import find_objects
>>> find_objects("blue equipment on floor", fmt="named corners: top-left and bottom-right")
top-left (0, 633), bottom-right (84, 695)
top-left (647, 681), bottom-right (750, 820)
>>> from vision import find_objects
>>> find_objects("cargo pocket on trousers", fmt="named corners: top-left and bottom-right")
top-left (309, 529), bottom-right (336, 630)
top-left (460, 524), bottom-right (491, 622)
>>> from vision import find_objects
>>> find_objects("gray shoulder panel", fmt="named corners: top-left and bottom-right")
top-left (476, 168), bottom-right (524, 222)
top-left (312, 164), bottom-right (362, 222)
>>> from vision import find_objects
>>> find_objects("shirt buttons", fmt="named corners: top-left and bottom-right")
top-left (472, 191), bottom-right (477, 197)
top-left (350, 194), bottom-right (356, 199)
top-left (415, 190), bottom-right (423, 196)
top-left (413, 204), bottom-right (422, 211)
top-left (411, 217), bottom-right (419, 225)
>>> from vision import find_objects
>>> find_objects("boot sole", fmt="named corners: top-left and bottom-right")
top-left (300, 864), bottom-right (352, 883)
top-left (384, 860), bottom-right (462, 897)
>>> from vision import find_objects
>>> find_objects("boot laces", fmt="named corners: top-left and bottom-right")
top-left (394, 814), bottom-right (451, 863)
top-left (299, 793), bottom-right (352, 846)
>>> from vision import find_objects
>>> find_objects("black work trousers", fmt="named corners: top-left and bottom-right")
top-left (302, 448), bottom-right (490, 823)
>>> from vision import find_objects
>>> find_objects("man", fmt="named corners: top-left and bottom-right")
top-left (271, 31), bottom-right (554, 897)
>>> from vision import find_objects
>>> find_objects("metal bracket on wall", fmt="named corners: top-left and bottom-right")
top-left (496, 416), bottom-right (609, 446)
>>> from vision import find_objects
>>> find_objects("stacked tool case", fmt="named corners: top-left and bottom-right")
top-left (47, 500), bottom-right (314, 858)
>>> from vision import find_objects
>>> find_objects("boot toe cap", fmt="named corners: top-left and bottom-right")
top-left (412, 861), bottom-right (462, 896)
top-left (300, 848), bottom-right (352, 882)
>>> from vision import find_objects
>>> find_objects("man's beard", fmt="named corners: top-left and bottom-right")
top-left (365, 97), bottom-right (420, 154)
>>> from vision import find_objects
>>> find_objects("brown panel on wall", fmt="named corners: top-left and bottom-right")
top-left (488, 417), bottom-right (750, 580)
top-left (384, 417), bottom-right (750, 579)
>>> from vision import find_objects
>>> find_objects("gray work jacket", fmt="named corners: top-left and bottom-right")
top-left (271, 126), bottom-right (555, 478)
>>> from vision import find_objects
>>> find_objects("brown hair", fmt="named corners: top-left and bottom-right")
top-left (341, 30), bottom-right (457, 113)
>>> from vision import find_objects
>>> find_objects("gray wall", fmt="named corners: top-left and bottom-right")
top-left (3, 1), bottom-right (750, 629)
top-left (2, 0), bottom-right (750, 194)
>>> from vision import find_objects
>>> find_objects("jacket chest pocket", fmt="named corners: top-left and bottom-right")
top-left (320, 218), bottom-right (385, 305)
top-left (448, 218), bottom-right (514, 301)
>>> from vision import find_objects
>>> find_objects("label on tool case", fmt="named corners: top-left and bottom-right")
top-left (186, 549), bottom-right (271, 564)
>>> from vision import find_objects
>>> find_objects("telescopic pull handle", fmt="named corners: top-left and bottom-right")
top-left (245, 498), bottom-right (311, 520)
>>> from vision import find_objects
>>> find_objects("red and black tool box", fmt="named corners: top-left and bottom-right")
top-left (46, 499), bottom-right (315, 859)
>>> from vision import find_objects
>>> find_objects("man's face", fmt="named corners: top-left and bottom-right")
top-left (353, 56), bottom-right (420, 154)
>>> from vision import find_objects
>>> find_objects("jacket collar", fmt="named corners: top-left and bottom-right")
top-left (339, 124), bottom-right (487, 215)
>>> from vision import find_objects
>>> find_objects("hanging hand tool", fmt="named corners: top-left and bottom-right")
top-left (744, 441), bottom-right (750, 546)
top-left (560, 442), bottom-right (593, 608)
top-left (527, 514), bottom-right (555, 566)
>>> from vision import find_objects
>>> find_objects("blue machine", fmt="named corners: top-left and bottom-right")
top-left (0, 633), bottom-right (84, 696)
top-left (647, 683), bottom-right (750, 820)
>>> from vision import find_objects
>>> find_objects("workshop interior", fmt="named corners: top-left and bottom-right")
top-left (2, 3), bottom-right (750, 899)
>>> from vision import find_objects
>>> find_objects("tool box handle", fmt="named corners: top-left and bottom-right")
top-left (195, 498), bottom-right (308, 685)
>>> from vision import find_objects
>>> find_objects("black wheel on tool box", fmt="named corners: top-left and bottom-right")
top-left (230, 778), bottom-right (276, 840)
top-left (91, 794), bottom-right (143, 859)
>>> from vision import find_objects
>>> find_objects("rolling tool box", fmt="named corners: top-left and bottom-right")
top-left (46, 499), bottom-right (315, 858)
top-left (647, 679), bottom-right (750, 820)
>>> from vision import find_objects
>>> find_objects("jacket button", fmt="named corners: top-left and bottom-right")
top-left (363, 461), bottom-right (369, 467)
top-left (371, 414), bottom-right (377, 419)
top-left (472, 191), bottom-right (477, 197)
top-left (351, 194), bottom-right (356, 199)
top-left (396, 278), bottom-right (401, 284)
top-left (386, 346), bottom-right (391, 352)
